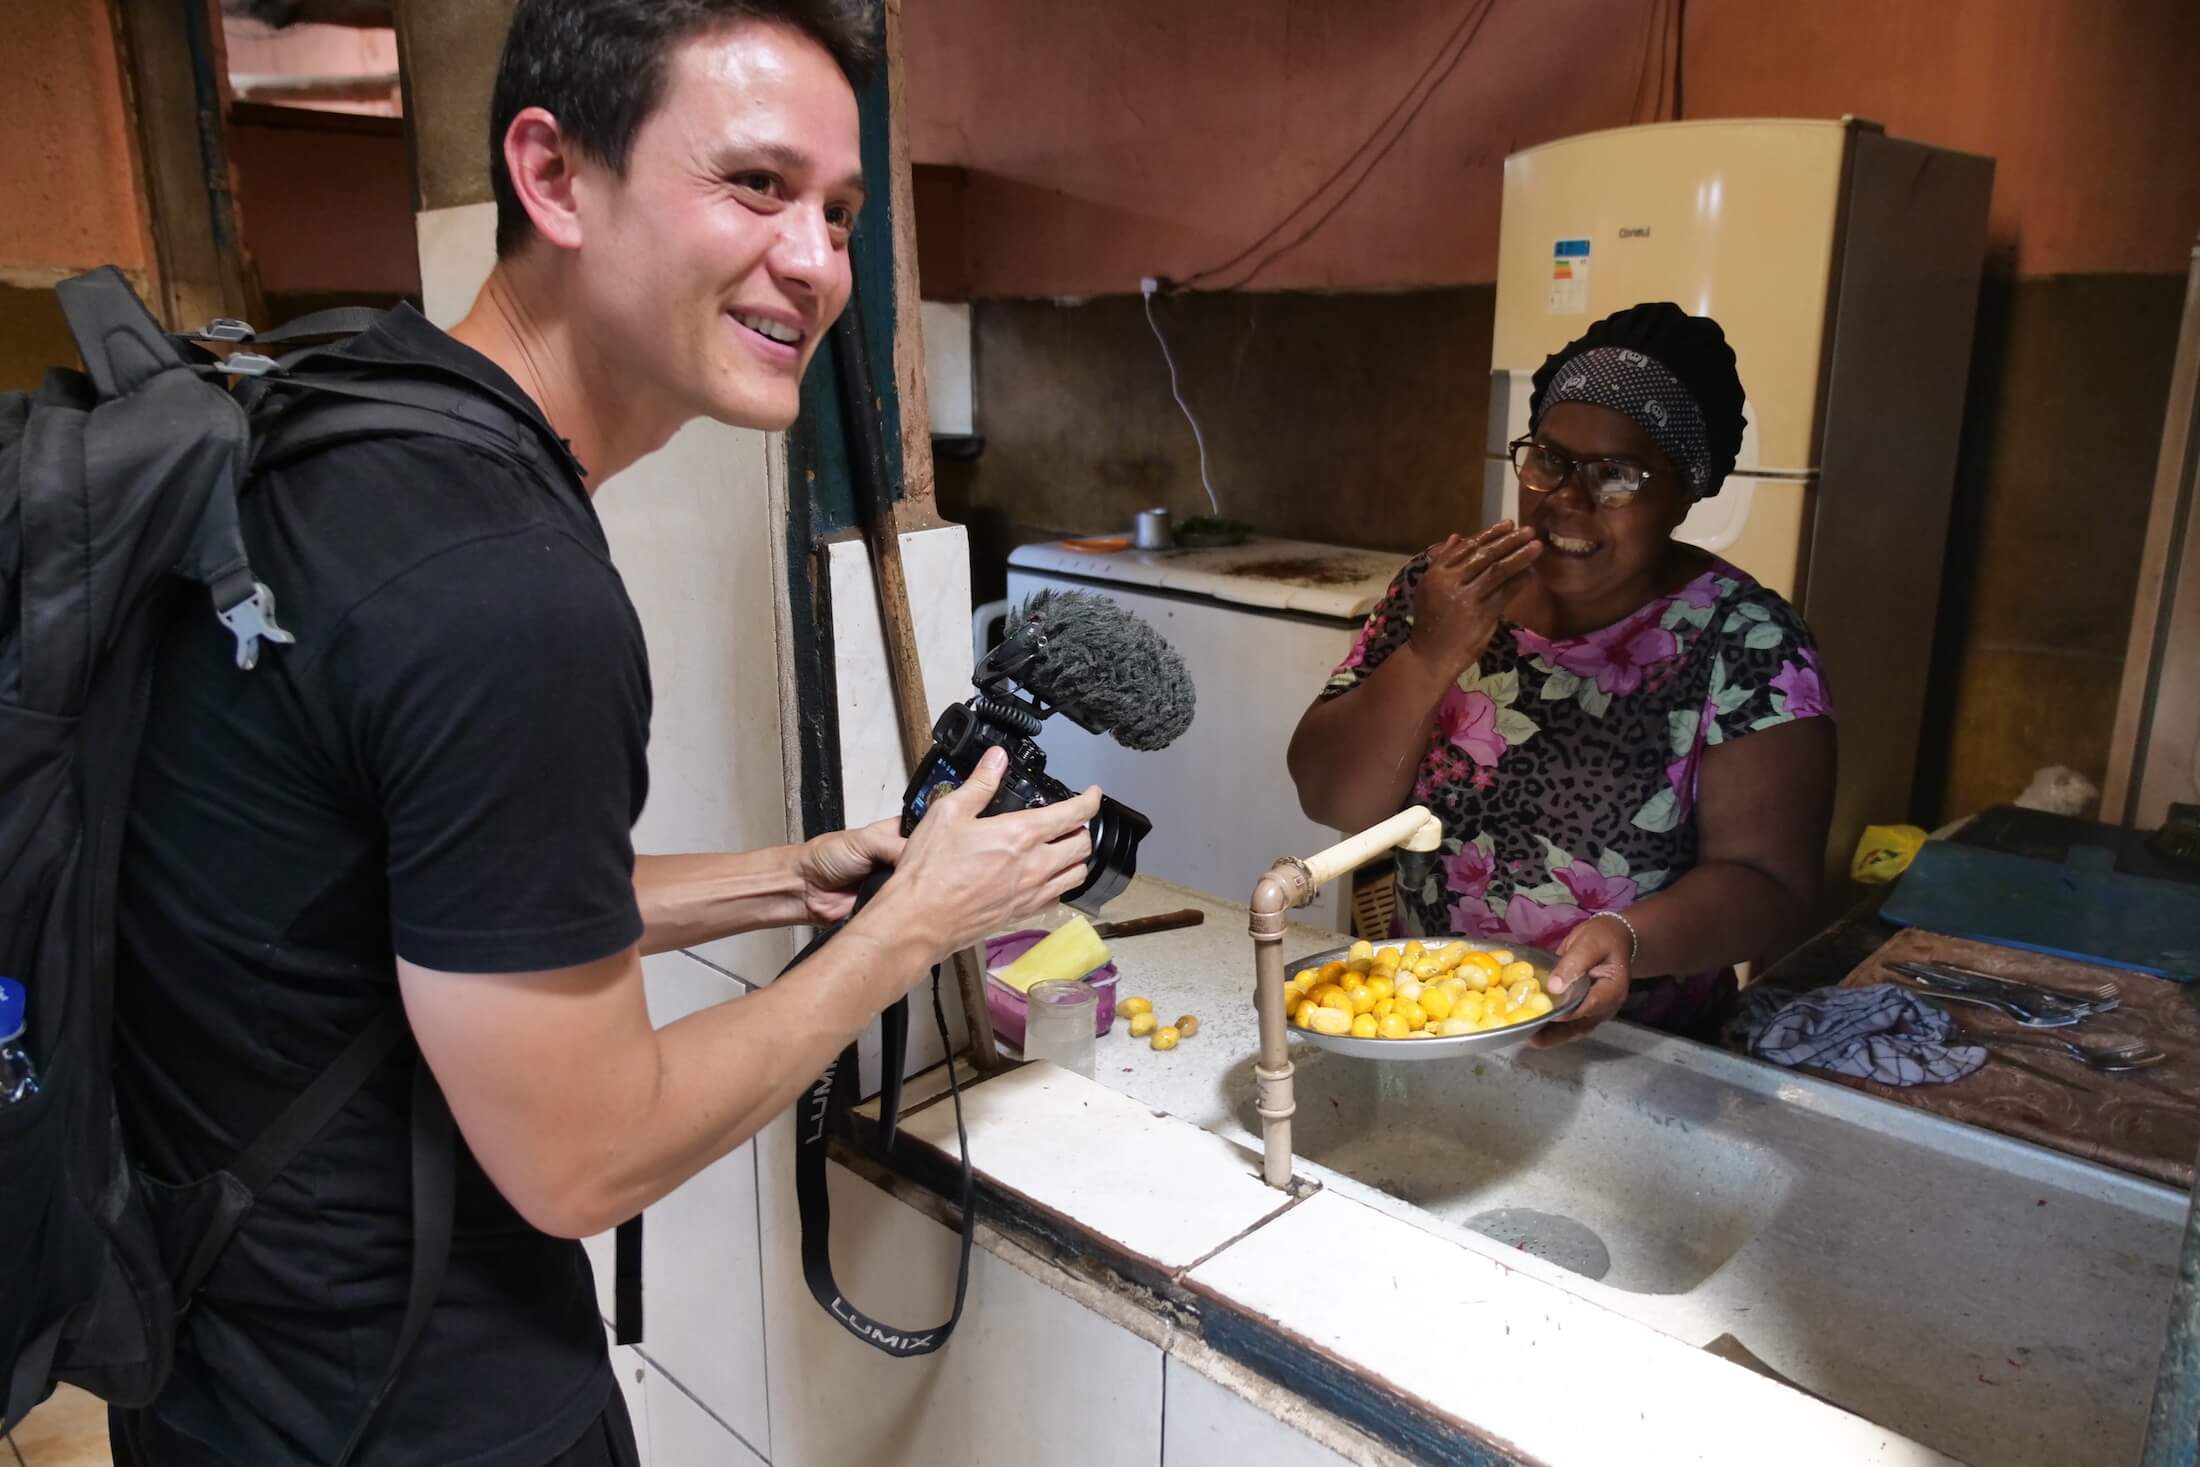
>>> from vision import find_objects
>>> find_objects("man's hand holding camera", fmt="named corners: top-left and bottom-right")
top-left (853, 746), bottom-right (1100, 965)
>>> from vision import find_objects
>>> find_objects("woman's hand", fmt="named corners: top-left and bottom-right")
top-left (1409, 523), bottom-right (1542, 681)
top-left (1530, 913), bottom-right (1633, 1048)
top-left (794, 818), bottom-right (907, 925)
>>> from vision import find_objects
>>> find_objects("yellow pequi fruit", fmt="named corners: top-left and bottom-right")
top-left (1174, 1015), bottom-right (1200, 1038)
top-left (1128, 1012), bottom-right (1159, 1038)
top-left (1308, 1006), bottom-right (1353, 1037)
top-left (1377, 1013), bottom-right (1411, 1040)
top-left (1350, 1013), bottom-right (1380, 1039)
top-left (1152, 1026), bottom-right (1181, 1051)
top-left (1120, 995), bottom-right (1153, 1018)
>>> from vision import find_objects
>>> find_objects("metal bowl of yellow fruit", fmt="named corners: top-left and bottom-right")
top-left (1279, 936), bottom-right (1582, 1061)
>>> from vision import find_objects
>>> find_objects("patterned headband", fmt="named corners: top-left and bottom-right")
top-left (1537, 346), bottom-right (1715, 498)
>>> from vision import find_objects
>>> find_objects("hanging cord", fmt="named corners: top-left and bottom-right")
top-left (1142, 286), bottom-right (1222, 517)
top-left (1175, 0), bottom-right (1499, 294)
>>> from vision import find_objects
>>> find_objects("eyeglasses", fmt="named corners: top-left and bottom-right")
top-left (1508, 436), bottom-right (1655, 507)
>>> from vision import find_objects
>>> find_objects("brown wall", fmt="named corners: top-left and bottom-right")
top-left (0, 3), bottom-right (148, 391)
top-left (0, 1), bottom-right (150, 281)
top-left (907, 0), bottom-right (2199, 296)
top-left (1919, 274), bottom-right (2189, 824)
top-left (940, 288), bottom-right (1496, 597)
top-left (912, 0), bottom-right (2200, 825)
top-left (228, 110), bottom-right (421, 301)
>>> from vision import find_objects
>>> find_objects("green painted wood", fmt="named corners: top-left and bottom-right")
top-left (783, 29), bottom-right (902, 838)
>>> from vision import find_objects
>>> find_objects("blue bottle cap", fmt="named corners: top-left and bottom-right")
top-left (0, 978), bottom-right (22, 1044)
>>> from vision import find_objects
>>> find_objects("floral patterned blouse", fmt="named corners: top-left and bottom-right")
top-left (1322, 553), bottom-right (1834, 1032)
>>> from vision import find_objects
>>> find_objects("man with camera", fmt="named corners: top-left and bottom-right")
top-left (109, 2), bottom-right (1095, 1464)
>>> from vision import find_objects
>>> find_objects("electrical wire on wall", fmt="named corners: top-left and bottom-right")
top-left (1141, 281), bottom-right (1223, 517)
top-left (1630, 0), bottom-right (1686, 125)
top-left (1138, 0), bottom-right (1502, 518)
top-left (1173, 0), bottom-right (1500, 295)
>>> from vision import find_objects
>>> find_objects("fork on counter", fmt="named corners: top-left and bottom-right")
top-left (1895, 958), bottom-right (2122, 1009)
top-left (1893, 972), bottom-right (2088, 1028)
top-left (1888, 961), bottom-right (2120, 1025)
top-left (1971, 1031), bottom-right (2167, 1073)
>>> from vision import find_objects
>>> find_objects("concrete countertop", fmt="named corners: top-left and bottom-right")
top-left (957, 874), bottom-right (2185, 1467)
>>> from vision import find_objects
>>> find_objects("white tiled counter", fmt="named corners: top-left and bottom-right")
top-left (839, 875), bottom-right (2185, 1467)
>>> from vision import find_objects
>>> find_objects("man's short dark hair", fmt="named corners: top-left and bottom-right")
top-left (488, 0), bottom-right (879, 258)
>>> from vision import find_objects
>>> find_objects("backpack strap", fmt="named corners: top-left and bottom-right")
top-left (246, 371), bottom-right (544, 474)
top-left (613, 1215), bottom-right (643, 1345)
top-left (173, 1009), bottom-right (410, 1301)
top-left (170, 1008), bottom-right (456, 1467)
top-left (52, 267), bottom-right (188, 399)
top-left (46, 267), bottom-right (298, 677)
top-left (333, 1061), bottom-right (454, 1467)
top-left (178, 307), bottom-right (388, 351)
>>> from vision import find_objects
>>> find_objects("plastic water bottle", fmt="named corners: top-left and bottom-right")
top-left (0, 978), bottom-right (37, 1104)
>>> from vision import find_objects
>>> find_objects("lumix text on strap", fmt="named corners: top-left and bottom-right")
top-left (789, 911), bottom-right (975, 1357)
top-left (786, 588), bottom-right (1190, 1355)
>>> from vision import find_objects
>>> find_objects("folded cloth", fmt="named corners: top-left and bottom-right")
top-left (1746, 983), bottom-right (1987, 1086)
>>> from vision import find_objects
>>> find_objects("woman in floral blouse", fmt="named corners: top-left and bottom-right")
top-left (1289, 303), bottom-right (1835, 1044)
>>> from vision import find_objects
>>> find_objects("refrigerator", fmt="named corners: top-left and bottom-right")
top-left (1483, 117), bottom-right (1994, 895)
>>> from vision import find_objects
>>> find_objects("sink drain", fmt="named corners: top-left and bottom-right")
top-left (1464, 1208), bottom-right (1612, 1281)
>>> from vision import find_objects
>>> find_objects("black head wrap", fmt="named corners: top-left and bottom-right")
top-left (1528, 302), bottom-right (1748, 499)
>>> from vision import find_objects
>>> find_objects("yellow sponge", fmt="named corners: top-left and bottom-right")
top-left (995, 916), bottom-right (1110, 993)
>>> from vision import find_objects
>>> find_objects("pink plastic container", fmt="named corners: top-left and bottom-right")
top-left (982, 929), bottom-right (1119, 1050)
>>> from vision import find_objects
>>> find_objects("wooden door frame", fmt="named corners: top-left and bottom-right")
top-left (107, 0), bottom-right (260, 329)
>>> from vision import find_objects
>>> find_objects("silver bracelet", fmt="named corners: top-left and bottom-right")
top-left (1594, 910), bottom-right (1640, 965)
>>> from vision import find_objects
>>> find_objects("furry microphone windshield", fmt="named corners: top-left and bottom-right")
top-left (1003, 590), bottom-right (1196, 752)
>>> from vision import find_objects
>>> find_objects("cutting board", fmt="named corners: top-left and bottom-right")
top-left (1836, 928), bottom-right (2200, 1188)
top-left (1881, 840), bottom-right (2200, 982)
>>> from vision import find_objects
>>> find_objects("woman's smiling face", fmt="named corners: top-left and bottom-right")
top-left (1521, 402), bottom-right (1694, 608)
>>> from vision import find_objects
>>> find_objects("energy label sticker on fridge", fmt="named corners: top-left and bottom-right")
top-left (1548, 238), bottom-right (1591, 315)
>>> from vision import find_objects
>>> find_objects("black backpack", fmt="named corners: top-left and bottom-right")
top-left (0, 267), bottom-right (593, 1461)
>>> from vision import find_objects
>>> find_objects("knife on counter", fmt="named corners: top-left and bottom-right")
top-left (1092, 909), bottom-right (1206, 941)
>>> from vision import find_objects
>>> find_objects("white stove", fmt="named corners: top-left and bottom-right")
top-left (1001, 535), bottom-right (1405, 930)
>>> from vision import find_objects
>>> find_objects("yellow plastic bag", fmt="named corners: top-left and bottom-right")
top-left (1851, 824), bottom-right (1928, 885)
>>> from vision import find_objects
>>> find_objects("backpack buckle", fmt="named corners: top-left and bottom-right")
top-left (201, 318), bottom-right (256, 343)
top-left (217, 582), bottom-right (297, 670)
top-left (217, 352), bottom-right (281, 378)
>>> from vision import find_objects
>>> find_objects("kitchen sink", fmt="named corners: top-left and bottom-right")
top-left (1209, 1025), bottom-right (2187, 1466)
top-left (1233, 1045), bottom-right (1797, 1294)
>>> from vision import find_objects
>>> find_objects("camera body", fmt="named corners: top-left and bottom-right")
top-left (898, 696), bottom-right (1152, 913)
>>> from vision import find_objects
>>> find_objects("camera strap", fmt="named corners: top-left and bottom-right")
top-left (790, 921), bottom-right (977, 1358)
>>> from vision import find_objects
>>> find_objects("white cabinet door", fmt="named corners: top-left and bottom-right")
top-left (757, 1107), bottom-right (1165, 1467)
top-left (616, 953), bottom-right (772, 1456)
top-left (1162, 1358), bottom-right (1355, 1467)
top-left (645, 1361), bottom-right (770, 1467)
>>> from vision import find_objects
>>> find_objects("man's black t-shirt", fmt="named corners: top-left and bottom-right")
top-left (114, 307), bottom-right (651, 1466)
